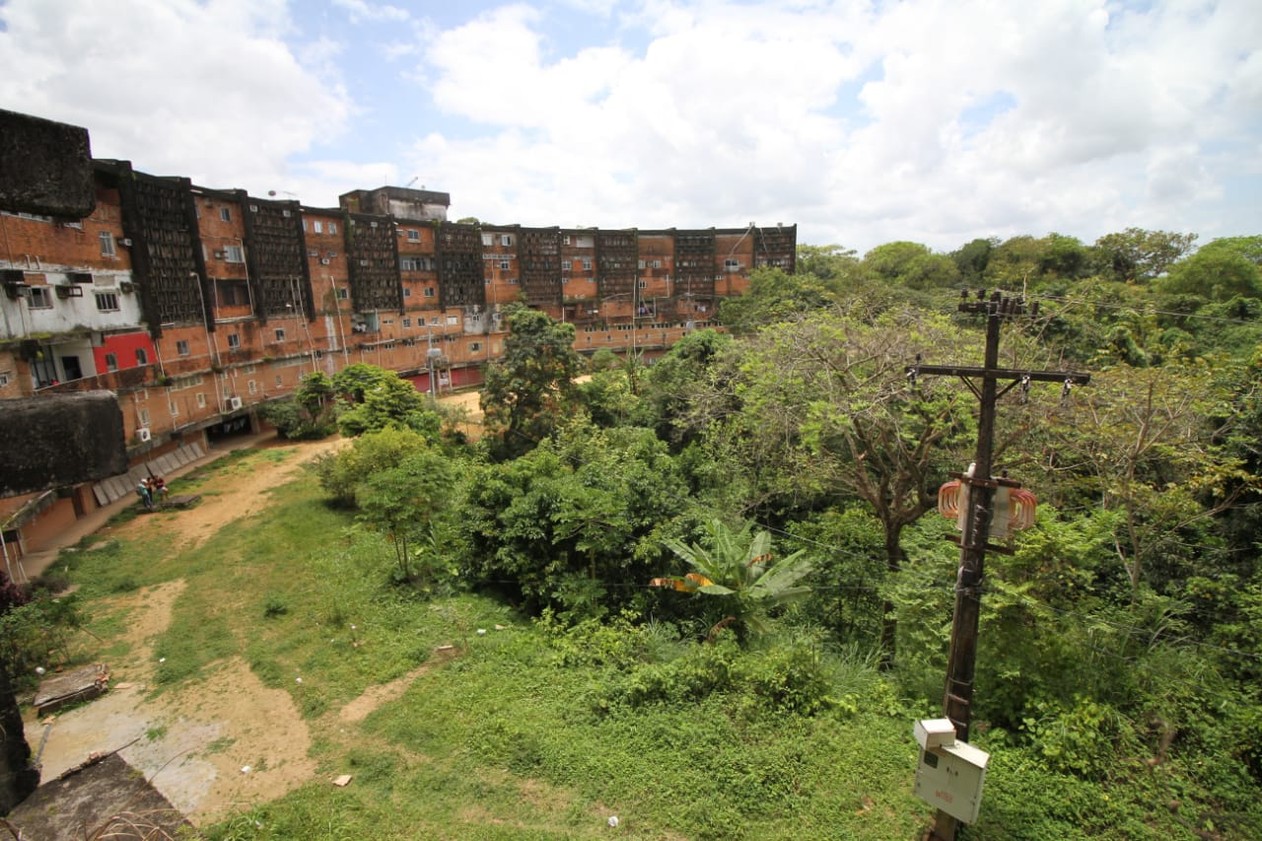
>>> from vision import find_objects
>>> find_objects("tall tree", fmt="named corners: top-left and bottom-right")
top-left (481, 304), bottom-right (582, 458)
top-left (688, 307), bottom-right (976, 662)
top-left (1094, 227), bottom-right (1198, 284)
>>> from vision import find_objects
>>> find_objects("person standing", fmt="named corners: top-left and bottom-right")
top-left (137, 478), bottom-right (153, 511)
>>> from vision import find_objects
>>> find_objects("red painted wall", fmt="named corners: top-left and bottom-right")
top-left (93, 330), bottom-right (155, 372)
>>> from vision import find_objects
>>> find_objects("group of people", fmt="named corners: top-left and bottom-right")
top-left (136, 476), bottom-right (168, 510)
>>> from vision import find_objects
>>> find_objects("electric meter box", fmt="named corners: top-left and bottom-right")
top-left (913, 727), bottom-right (990, 824)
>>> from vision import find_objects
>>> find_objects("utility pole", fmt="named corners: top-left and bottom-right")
top-left (911, 290), bottom-right (1089, 841)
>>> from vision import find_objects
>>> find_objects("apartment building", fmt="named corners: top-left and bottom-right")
top-left (0, 153), bottom-right (795, 562)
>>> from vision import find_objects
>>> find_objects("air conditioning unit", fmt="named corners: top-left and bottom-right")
top-left (55, 284), bottom-right (83, 298)
top-left (214, 251), bottom-right (226, 259)
top-left (320, 258), bottom-right (331, 265)
top-left (227, 396), bottom-right (244, 412)
top-left (119, 281), bottom-right (134, 293)
top-left (119, 238), bottom-right (133, 247)
top-left (137, 427), bottom-right (152, 442)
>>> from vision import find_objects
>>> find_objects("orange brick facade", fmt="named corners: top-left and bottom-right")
top-left (1, 156), bottom-right (795, 558)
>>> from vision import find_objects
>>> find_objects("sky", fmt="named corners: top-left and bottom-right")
top-left (0, 0), bottom-right (1258, 254)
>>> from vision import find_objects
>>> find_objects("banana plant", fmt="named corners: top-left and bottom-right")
top-left (653, 518), bottom-right (814, 642)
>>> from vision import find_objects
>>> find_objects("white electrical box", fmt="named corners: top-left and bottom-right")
top-left (913, 722), bottom-right (990, 824)
top-left (914, 718), bottom-right (957, 751)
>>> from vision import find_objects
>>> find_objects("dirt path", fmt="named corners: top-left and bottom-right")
top-left (24, 407), bottom-right (479, 826)
top-left (111, 436), bottom-right (349, 552)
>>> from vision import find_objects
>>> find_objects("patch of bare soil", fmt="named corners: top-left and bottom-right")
top-left (26, 579), bottom-right (315, 824)
top-left (115, 437), bottom-right (349, 552)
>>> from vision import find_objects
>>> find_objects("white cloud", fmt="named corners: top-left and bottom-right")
top-left (1, 0), bottom-right (1255, 252)
top-left (412, 0), bottom-right (1260, 250)
top-left (0, 0), bottom-right (352, 196)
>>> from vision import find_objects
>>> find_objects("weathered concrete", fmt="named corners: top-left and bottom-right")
top-left (0, 109), bottom-right (95, 218)
top-left (0, 392), bottom-right (127, 498)
top-left (5, 752), bottom-right (190, 839)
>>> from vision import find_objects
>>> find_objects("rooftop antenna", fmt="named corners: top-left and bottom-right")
top-left (406, 176), bottom-right (419, 188)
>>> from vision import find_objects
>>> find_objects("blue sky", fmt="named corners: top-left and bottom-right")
top-left (1, 0), bottom-right (1258, 253)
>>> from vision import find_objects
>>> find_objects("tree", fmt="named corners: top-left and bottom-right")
top-left (861, 241), bottom-right (961, 290)
top-left (795, 244), bottom-right (860, 281)
top-left (1094, 227), bottom-right (1198, 284)
top-left (1161, 236), bottom-right (1262, 301)
top-left (357, 447), bottom-right (458, 584)
top-left (717, 266), bottom-right (839, 335)
top-left (480, 304), bottom-right (582, 458)
top-left (459, 422), bottom-right (690, 619)
top-left (259, 372), bottom-right (338, 439)
top-left (314, 426), bottom-right (433, 507)
top-left (654, 518), bottom-right (814, 643)
top-left (681, 307), bottom-right (976, 662)
top-left (337, 374), bottom-right (439, 438)
top-left (951, 237), bottom-right (998, 283)
top-left (1032, 363), bottom-right (1256, 599)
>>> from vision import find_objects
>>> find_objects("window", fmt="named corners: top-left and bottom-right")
top-left (430, 316), bottom-right (439, 325)
top-left (724, 258), bottom-right (741, 271)
top-left (99, 232), bottom-right (116, 257)
top-left (218, 280), bottom-right (250, 306)
top-left (313, 220), bottom-right (324, 234)
top-left (499, 260), bottom-right (510, 271)
top-left (28, 287), bottom-right (53, 309)
top-left (652, 259), bottom-right (661, 269)
top-left (328, 222), bottom-right (337, 234)
top-left (402, 318), bottom-right (412, 328)
top-left (407, 229), bottom-right (419, 241)
top-left (219, 207), bottom-right (231, 222)
top-left (638, 279), bottom-right (647, 290)
top-left (500, 234), bottom-right (513, 247)
top-left (308, 248), bottom-right (319, 257)
top-left (638, 260), bottom-right (646, 269)
top-left (302, 220), bottom-right (307, 231)
top-left (481, 233), bottom-right (493, 246)
top-left (196, 392), bottom-right (206, 408)
top-left (248, 380), bottom-right (258, 395)
top-left (138, 408), bottom-right (150, 426)
top-left (446, 315), bottom-right (458, 325)
top-left (470, 342), bottom-right (482, 353)
top-left (424, 287), bottom-right (435, 298)
top-left (135, 348), bottom-right (148, 365)
top-left (563, 235), bottom-right (572, 246)
top-left (169, 399), bottom-right (179, 417)
top-left (94, 292), bottom-right (120, 311)
top-left (0, 371), bottom-right (9, 387)
top-left (176, 340), bottom-right (190, 356)
top-left (275, 375), bottom-right (283, 387)
top-left (581, 258), bottom-right (592, 271)
top-left (274, 328), bottom-right (286, 342)
top-left (227, 333), bottom-right (241, 349)
top-left (400, 256), bottom-right (431, 271)
top-left (224, 245), bottom-right (245, 263)
top-left (104, 353), bottom-right (118, 372)
top-left (336, 287), bottom-right (349, 300)
top-left (403, 288), bottom-right (412, 297)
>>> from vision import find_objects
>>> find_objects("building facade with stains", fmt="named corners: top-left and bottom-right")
top-left (1, 158), bottom-right (795, 561)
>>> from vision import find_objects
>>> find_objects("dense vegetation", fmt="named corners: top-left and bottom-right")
top-left (6, 229), bottom-right (1262, 838)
